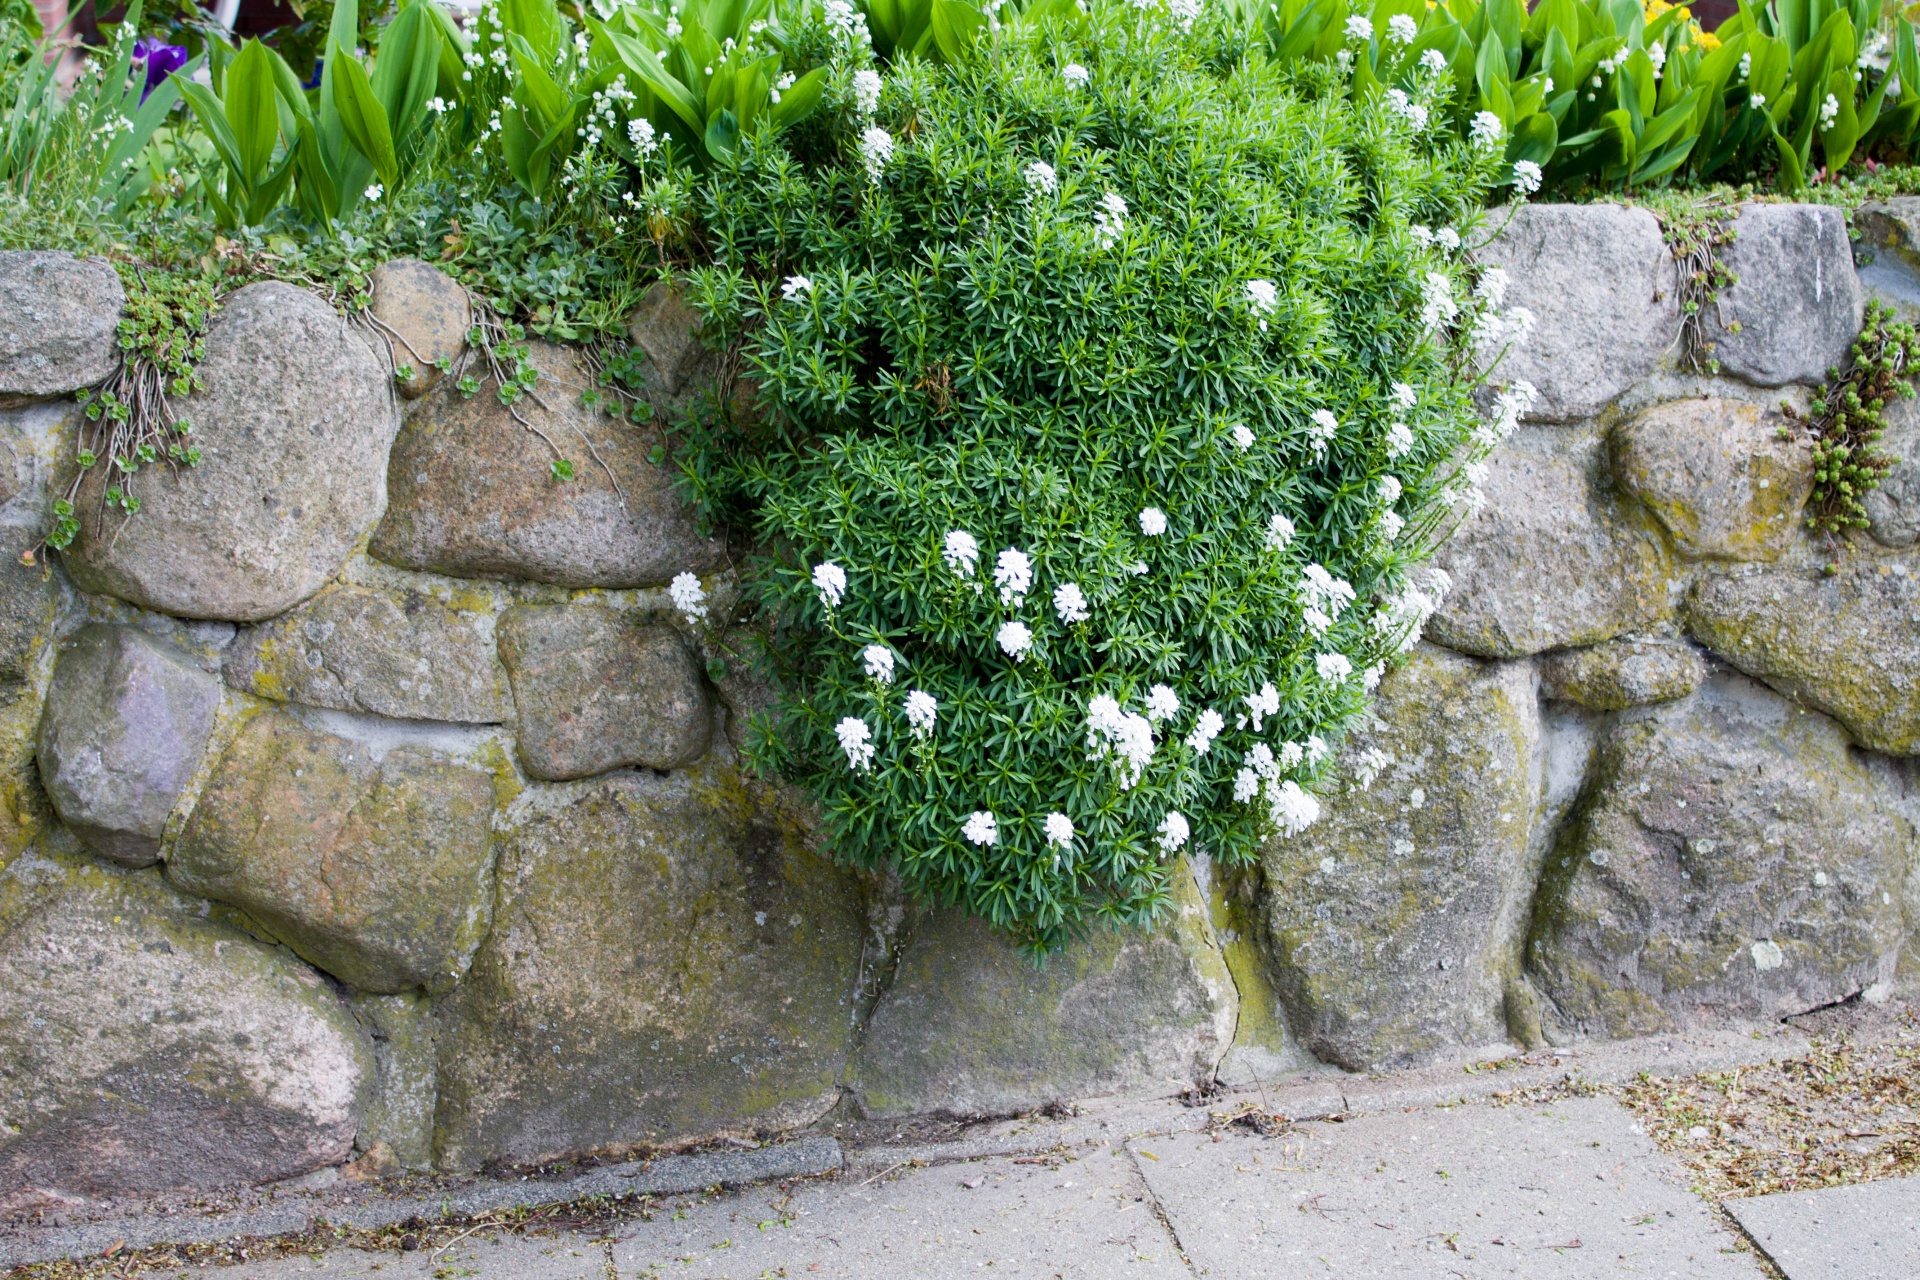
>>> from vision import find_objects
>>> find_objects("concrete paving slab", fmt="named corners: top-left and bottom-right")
top-left (1128, 1095), bottom-right (1766, 1278)
top-left (1726, 1176), bottom-right (1920, 1280)
top-left (195, 1145), bottom-right (1190, 1280)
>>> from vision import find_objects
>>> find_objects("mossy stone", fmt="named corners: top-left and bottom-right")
top-left (1610, 398), bottom-right (1812, 562)
top-left (1527, 674), bottom-right (1909, 1038)
top-left (432, 761), bottom-right (865, 1170)
top-left (1538, 638), bottom-right (1706, 711)
top-left (1253, 645), bottom-right (1542, 1071)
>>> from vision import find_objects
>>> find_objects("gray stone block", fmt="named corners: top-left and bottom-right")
top-left (1427, 423), bottom-right (1679, 658)
top-left (0, 843), bottom-right (372, 1213)
top-left (1472, 204), bottom-right (1678, 421)
top-left (497, 602), bottom-right (712, 781)
top-left (1528, 673), bottom-right (1909, 1037)
top-left (1611, 396), bottom-right (1811, 561)
top-left (1538, 637), bottom-right (1705, 710)
top-left (168, 708), bottom-right (499, 995)
top-left (1252, 646), bottom-right (1540, 1071)
top-left (369, 258), bottom-right (469, 400)
top-left (35, 624), bottom-right (221, 867)
top-left (0, 251), bottom-right (124, 399)
top-left (62, 281), bottom-right (399, 622)
top-left (223, 584), bottom-right (508, 723)
top-left (1727, 1176), bottom-right (1920, 1280)
top-left (1708, 204), bottom-right (1862, 387)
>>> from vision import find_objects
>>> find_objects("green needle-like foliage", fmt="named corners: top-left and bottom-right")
top-left (680, 1), bottom-right (1498, 951)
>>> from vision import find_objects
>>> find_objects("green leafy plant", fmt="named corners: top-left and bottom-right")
top-left (1794, 298), bottom-right (1919, 534)
top-left (680, 4), bottom-right (1500, 949)
top-left (175, 37), bottom-right (302, 226)
top-left (39, 265), bottom-right (217, 555)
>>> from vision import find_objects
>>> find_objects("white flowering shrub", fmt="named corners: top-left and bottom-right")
top-left (680, 0), bottom-right (1504, 950)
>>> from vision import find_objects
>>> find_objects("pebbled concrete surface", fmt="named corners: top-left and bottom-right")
top-left (1727, 1175), bottom-right (1920, 1280)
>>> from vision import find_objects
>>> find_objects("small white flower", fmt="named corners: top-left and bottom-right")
top-left (427, 96), bottom-right (448, 113)
top-left (852, 68), bottom-right (883, 116)
top-left (1317, 652), bottom-right (1353, 683)
top-left (364, 183), bottom-right (384, 202)
top-left (1277, 740), bottom-right (1305, 769)
top-left (1474, 266), bottom-right (1509, 309)
top-left (994, 547), bottom-right (1032, 605)
top-left (1390, 381), bottom-right (1417, 410)
top-left (1379, 475), bottom-right (1403, 504)
top-left (1246, 279), bottom-right (1279, 315)
top-left (1230, 423), bottom-right (1256, 451)
top-left (1379, 509), bottom-right (1405, 543)
top-left (1420, 47), bottom-right (1448, 73)
top-left (1511, 159), bottom-right (1543, 195)
top-left (1435, 228), bottom-right (1461, 251)
top-left (1265, 512), bottom-right (1296, 552)
top-left (1044, 811), bottom-right (1075, 848)
top-left (860, 126), bottom-right (894, 178)
top-left (943, 530), bottom-right (981, 578)
top-left (1139, 507), bottom-right (1167, 537)
top-left (1087, 694), bottom-right (1156, 789)
top-left (1024, 160), bottom-right (1058, 195)
top-left (668, 571), bottom-right (708, 623)
top-left (836, 716), bottom-right (875, 772)
top-left (1232, 767), bottom-right (1261, 802)
top-left (1409, 224), bottom-right (1433, 245)
top-left (1061, 61), bottom-right (1090, 88)
top-left (1094, 190), bottom-right (1128, 248)
top-left (1344, 13), bottom-right (1373, 42)
top-left (813, 561), bottom-right (847, 610)
top-left (1361, 663), bottom-right (1384, 691)
top-left (1820, 92), bottom-right (1840, 129)
top-left (1054, 582), bottom-right (1090, 624)
top-left (1750, 92), bottom-right (1767, 109)
top-left (1157, 810), bottom-right (1190, 853)
top-left (904, 688), bottom-right (938, 738)
top-left (629, 117), bottom-right (657, 156)
top-left (997, 620), bottom-right (1034, 659)
top-left (1388, 12), bottom-right (1417, 43)
top-left (963, 810), bottom-right (999, 846)
top-left (1420, 271), bottom-right (1458, 330)
top-left (1307, 409), bottom-right (1338, 458)
top-left (1246, 681), bottom-right (1281, 732)
top-left (1145, 684), bottom-right (1180, 722)
top-left (1270, 780), bottom-right (1321, 835)
top-left (1386, 421), bottom-right (1415, 457)
top-left (1469, 110), bottom-right (1504, 148)
top-left (862, 643), bottom-right (896, 684)
top-left (781, 274), bottom-right (813, 302)
top-left (1185, 708), bottom-right (1224, 755)
top-left (1739, 52), bottom-right (1753, 79)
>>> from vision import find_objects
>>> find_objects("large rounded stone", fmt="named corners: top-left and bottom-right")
top-left (1427, 423), bottom-right (1679, 658)
top-left (1538, 637), bottom-right (1705, 711)
top-left (1252, 646), bottom-right (1541, 1072)
top-left (432, 764), bottom-right (865, 1170)
top-left (1684, 561), bottom-right (1920, 754)
top-left (0, 251), bottom-right (124, 399)
top-left (168, 708), bottom-right (499, 995)
top-left (369, 341), bottom-right (726, 587)
top-left (1471, 205), bottom-right (1678, 422)
top-left (1611, 397), bottom-right (1812, 561)
top-left (369, 258), bottom-right (469, 400)
top-left (36, 624), bottom-right (221, 867)
top-left (0, 842), bottom-right (371, 1210)
top-left (223, 584), bottom-right (508, 724)
top-left (846, 866), bottom-right (1235, 1117)
top-left (1705, 204), bottom-right (1863, 387)
top-left (497, 603), bottom-right (712, 780)
top-left (1527, 674), bottom-right (1910, 1037)
top-left (62, 281), bottom-right (398, 622)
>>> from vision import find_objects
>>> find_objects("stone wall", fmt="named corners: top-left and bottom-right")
top-left (3, 201), bottom-right (1919, 1208)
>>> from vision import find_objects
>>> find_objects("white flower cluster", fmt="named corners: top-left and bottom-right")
top-left (1419, 270), bottom-right (1458, 331)
top-left (905, 689), bottom-right (938, 738)
top-left (1388, 12), bottom-right (1417, 42)
top-left (1186, 708), bottom-right (1225, 755)
top-left (1299, 563), bottom-right (1356, 636)
top-left (863, 643), bottom-right (896, 684)
top-left (1384, 88), bottom-right (1429, 132)
top-left (822, 0), bottom-right (874, 52)
top-left (1094, 191), bottom-right (1129, 249)
top-left (1306, 408), bottom-right (1339, 459)
top-left (669, 571), bottom-right (708, 623)
top-left (813, 561), bottom-right (847, 610)
top-left (852, 68), bottom-right (883, 117)
top-left (1053, 581), bottom-right (1090, 624)
top-left (1471, 378), bottom-right (1537, 451)
top-left (629, 117), bottom-right (658, 159)
top-left (1232, 742), bottom-right (1320, 835)
top-left (1062, 62), bottom-right (1090, 88)
top-left (1373, 566), bottom-right (1452, 652)
top-left (860, 126), bottom-right (895, 179)
top-left (1264, 512), bottom-right (1296, 552)
top-left (963, 810), bottom-right (998, 846)
top-left (1469, 111), bottom-right (1504, 148)
top-left (1353, 746), bottom-right (1390, 790)
top-left (943, 529), bottom-right (981, 577)
top-left (837, 716), bottom-right (875, 772)
top-left (1345, 14), bottom-right (1373, 42)
top-left (782, 274), bottom-right (813, 302)
top-left (994, 546), bottom-right (1032, 605)
top-left (1087, 693), bottom-right (1156, 789)
top-left (1025, 160), bottom-right (1058, 195)
top-left (1139, 507), bottom-right (1167, 536)
top-left (1511, 159), bottom-right (1542, 195)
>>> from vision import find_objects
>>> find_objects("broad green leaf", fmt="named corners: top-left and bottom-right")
top-left (770, 66), bottom-right (827, 128)
top-left (331, 38), bottom-right (399, 188)
top-left (226, 39), bottom-right (280, 187)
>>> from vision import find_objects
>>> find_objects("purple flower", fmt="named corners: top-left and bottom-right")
top-left (131, 37), bottom-right (188, 100)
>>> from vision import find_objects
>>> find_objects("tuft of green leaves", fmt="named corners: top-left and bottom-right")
top-left (679, 0), bottom-right (1493, 950)
top-left (1797, 298), bottom-right (1918, 535)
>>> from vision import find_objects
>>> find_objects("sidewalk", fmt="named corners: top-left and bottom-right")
top-left (9, 1017), bottom-right (1919, 1279)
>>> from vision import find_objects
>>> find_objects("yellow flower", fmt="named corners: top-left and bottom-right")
top-left (1693, 25), bottom-right (1721, 49)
